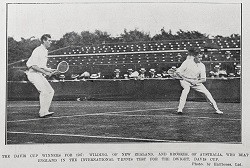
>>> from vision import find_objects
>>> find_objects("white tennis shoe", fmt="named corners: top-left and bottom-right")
top-left (215, 110), bottom-right (223, 114)
top-left (175, 110), bottom-right (183, 115)
top-left (39, 112), bottom-right (54, 118)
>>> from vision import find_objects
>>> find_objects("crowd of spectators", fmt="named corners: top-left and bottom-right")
top-left (58, 64), bottom-right (241, 81)
top-left (208, 63), bottom-right (241, 78)
top-left (65, 67), bottom-right (171, 81)
top-left (10, 63), bottom-right (241, 82)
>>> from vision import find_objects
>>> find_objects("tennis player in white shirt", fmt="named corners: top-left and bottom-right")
top-left (175, 47), bottom-right (223, 115)
top-left (26, 34), bottom-right (59, 118)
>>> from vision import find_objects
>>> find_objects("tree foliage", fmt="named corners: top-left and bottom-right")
top-left (8, 36), bottom-right (40, 63)
top-left (120, 29), bottom-right (151, 42)
top-left (152, 28), bottom-right (209, 41)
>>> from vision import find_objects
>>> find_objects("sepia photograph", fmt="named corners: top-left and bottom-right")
top-left (1, 0), bottom-right (249, 167)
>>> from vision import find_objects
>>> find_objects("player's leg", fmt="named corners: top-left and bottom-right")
top-left (192, 84), bottom-right (223, 114)
top-left (177, 80), bottom-right (191, 113)
top-left (26, 72), bottom-right (55, 117)
top-left (39, 75), bottom-right (55, 116)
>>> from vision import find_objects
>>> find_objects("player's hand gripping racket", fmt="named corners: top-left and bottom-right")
top-left (167, 68), bottom-right (182, 80)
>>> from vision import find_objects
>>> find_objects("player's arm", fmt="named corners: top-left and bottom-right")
top-left (27, 49), bottom-right (56, 75)
top-left (42, 67), bottom-right (54, 72)
top-left (29, 65), bottom-right (52, 76)
top-left (41, 67), bottom-right (60, 76)
top-left (27, 59), bottom-right (58, 76)
top-left (43, 67), bottom-right (59, 74)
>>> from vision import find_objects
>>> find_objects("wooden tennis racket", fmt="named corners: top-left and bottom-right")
top-left (56, 61), bottom-right (69, 73)
top-left (50, 61), bottom-right (69, 76)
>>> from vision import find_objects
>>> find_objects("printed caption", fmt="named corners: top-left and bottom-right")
top-left (1, 152), bottom-right (249, 166)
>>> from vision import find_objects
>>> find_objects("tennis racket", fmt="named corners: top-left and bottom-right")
top-left (57, 61), bottom-right (69, 73)
top-left (50, 61), bottom-right (69, 76)
top-left (167, 68), bottom-right (182, 80)
top-left (167, 68), bottom-right (199, 86)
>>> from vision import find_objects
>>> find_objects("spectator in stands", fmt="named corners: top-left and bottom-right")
top-left (213, 64), bottom-right (228, 79)
top-left (123, 69), bottom-right (132, 79)
top-left (26, 34), bottom-right (58, 118)
top-left (124, 74), bottom-right (129, 79)
top-left (156, 74), bottom-right (162, 78)
top-left (148, 69), bottom-right (157, 78)
top-left (71, 74), bottom-right (80, 80)
top-left (129, 69), bottom-right (139, 79)
top-left (209, 71), bottom-right (215, 78)
top-left (97, 72), bottom-right (102, 79)
top-left (161, 67), bottom-right (170, 78)
top-left (79, 71), bottom-right (90, 80)
top-left (139, 68), bottom-right (146, 79)
top-left (213, 65), bottom-right (220, 78)
top-left (90, 73), bottom-right (99, 79)
top-left (113, 69), bottom-right (122, 79)
top-left (124, 69), bottom-right (133, 79)
top-left (235, 64), bottom-right (241, 77)
top-left (219, 69), bottom-right (227, 79)
top-left (127, 69), bottom-right (133, 76)
top-left (175, 47), bottom-right (223, 115)
top-left (228, 73), bottom-right (236, 78)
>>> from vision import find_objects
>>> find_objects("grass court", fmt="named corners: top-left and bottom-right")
top-left (6, 100), bottom-right (241, 144)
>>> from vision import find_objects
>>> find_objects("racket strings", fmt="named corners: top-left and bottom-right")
top-left (57, 61), bottom-right (69, 73)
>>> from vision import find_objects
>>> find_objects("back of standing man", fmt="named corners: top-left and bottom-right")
top-left (26, 34), bottom-right (59, 118)
top-left (175, 47), bottom-right (223, 115)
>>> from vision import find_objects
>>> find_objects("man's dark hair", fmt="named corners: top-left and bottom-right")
top-left (40, 34), bottom-right (51, 43)
top-left (188, 47), bottom-right (200, 56)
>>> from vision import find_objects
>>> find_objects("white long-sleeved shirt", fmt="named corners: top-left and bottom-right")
top-left (26, 44), bottom-right (48, 72)
top-left (176, 57), bottom-right (206, 80)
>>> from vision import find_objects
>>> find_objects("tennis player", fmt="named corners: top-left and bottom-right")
top-left (26, 34), bottom-right (58, 118)
top-left (175, 47), bottom-right (223, 115)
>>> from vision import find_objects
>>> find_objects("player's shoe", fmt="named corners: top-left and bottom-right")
top-left (39, 112), bottom-right (54, 118)
top-left (175, 110), bottom-right (183, 115)
top-left (214, 110), bottom-right (223, 115)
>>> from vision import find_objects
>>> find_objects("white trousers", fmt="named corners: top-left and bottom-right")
top-left (178, 80), bottom-right (219, 112)
top-left (26, 72), bottom-right (54, 115)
